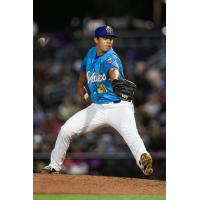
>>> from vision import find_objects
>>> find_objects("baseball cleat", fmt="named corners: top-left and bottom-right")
top-left (40, 165), bottom-right (59, 174)
top-left (139, 153), bottom-right (153, 176)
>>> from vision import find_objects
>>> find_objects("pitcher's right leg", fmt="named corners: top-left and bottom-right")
top-left (41, 104), bottom-right (106, 173)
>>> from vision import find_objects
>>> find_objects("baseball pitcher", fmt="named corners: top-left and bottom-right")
top-left (41, 25), bottom-right (153, 176)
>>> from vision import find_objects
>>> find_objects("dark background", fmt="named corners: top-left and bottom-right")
top-left (34, 0), bottom-right (166, 32)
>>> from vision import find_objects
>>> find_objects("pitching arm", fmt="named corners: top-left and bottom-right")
top-left (77, 72), bottom-right (88, 101)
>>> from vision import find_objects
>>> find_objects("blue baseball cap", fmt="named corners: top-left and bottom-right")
top-left (94, 25), bottom-right (117, 38)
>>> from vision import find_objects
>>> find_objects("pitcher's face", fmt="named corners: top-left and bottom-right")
top-left (94, 36), bottom-right (114, 55)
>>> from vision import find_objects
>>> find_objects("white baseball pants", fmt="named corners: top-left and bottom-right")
top-left (50, 101), bottom-right (148, 171)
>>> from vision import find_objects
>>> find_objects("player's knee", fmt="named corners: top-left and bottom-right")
top-left (59, 123), bottom-right (75, 139)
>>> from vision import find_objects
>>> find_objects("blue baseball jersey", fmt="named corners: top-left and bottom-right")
top-left (80, 47), bottom-right (125, 104)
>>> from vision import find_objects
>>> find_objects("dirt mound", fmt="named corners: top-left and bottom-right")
top-left (34, 173), bottom-right (165, 195)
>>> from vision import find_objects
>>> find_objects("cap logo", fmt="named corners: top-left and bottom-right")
top-left (106, 26), bottom-right (113, 33)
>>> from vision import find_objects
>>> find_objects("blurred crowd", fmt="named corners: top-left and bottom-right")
top-left (33, 25), bottom-right (166, 177)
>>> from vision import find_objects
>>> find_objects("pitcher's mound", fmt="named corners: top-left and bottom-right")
top-left (34, 173), bottom-right (165, 195)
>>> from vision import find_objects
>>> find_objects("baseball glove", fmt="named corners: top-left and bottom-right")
top-left (111, 79), bottom-right (136, 101)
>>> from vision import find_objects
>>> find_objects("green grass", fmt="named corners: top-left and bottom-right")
top-left (33, 194), bottom-right (166, 200)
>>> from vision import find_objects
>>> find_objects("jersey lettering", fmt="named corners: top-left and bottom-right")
top-left (87, 71), bottom-right (106, 83)
top-left (81, 47), bottom-right (124, 104)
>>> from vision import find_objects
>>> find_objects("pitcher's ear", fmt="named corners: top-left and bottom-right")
top-left (94, 37), bottom-right (99, 44)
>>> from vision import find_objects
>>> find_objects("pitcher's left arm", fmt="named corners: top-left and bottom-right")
top-left (108, 67), bottom-right (136, 101)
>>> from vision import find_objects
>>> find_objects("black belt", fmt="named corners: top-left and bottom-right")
top-left (113, 100), bottom-right (121, 103)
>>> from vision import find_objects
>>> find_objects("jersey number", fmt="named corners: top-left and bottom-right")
top-left (97, 84), bottom-right (108, 93)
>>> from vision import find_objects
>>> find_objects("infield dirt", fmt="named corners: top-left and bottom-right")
top-left (34, 174), bottom-right (165, 195)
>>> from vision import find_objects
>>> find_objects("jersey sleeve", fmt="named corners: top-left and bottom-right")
top-left (80, 59), bottom-right (86, 72)
top-left (80, 62), bottom-right (86, 72)
top-left (104, 57), bottom-right (120, 75)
